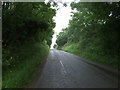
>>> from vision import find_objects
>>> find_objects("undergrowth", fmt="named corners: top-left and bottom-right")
top-left (2, 41), bottom-right (49, 88)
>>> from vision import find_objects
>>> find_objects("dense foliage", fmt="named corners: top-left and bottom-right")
top-left (56, 2), bottom-right (120, 69)
top-left (2, 2), bottom-right (56, 88)
top-left (3, 2), bottom-right (55, 47)
top-left (56, 28), bottom-right (68, 47)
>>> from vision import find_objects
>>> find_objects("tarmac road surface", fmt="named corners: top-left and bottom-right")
top-left (34, 49), bottom-right (118, 88)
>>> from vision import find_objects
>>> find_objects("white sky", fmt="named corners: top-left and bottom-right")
top-left (50, 1), bottom-right (75, 49)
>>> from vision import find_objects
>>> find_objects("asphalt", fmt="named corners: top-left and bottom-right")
top-left (34, 49), bottom-right (118, 88)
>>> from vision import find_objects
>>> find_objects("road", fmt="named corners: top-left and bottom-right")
top-left (34, 49), bottom-right (118, 88)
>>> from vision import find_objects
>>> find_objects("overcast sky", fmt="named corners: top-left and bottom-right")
top-left (50, 1), bottom-right (75, 49)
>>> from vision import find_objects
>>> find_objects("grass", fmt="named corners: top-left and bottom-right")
top-left (2, 41), bottom-right (49, 88)
top-left (61, 43), bottom-right (119, 70)
top-left (0, 58), bottom-right (1, 89)
top-left (0, 76), bottom-right (1, 90)
top-left (0, 45), bottom-right (1, 89)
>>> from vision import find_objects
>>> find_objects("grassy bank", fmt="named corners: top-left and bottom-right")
top-left (3, 41), bottom-right (49, 88)
top-left (61, 43), bottom-right (119, 70)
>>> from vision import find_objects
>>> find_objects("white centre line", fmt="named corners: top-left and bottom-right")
top-left (60, 60), bottom-right (67, 74)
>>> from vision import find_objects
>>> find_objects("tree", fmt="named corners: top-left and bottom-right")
top-left (56, 2), bottom-right (120, 66)
top-left (56, 28), bottom-right (68, 47)
top-left (2, 2), bottom-right (56, 71)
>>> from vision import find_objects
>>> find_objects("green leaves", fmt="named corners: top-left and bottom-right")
top-left (2, 2), bottom-right (56, 73)
top-left (56, 2), bottom-right (120, 59)
top-left (3, 2), bottom-right (56, 47)
top-left (56, 29), bottom-right (68, 47)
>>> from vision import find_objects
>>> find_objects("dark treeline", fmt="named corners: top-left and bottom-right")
top-left (3, 2), bottom-right (56, 47)
top-left (2, 2), bottom-right (56, 88)
top-left (56, 2), bottom-right (120, 69)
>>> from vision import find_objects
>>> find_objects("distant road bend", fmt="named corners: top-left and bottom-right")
top-left (34, 49), bottom-right (118, 88)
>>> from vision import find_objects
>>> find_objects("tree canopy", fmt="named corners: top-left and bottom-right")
top-left (3, 2), bottom-right (56, 47)
top-left (56, 2), bottom-right (120, 68)
top-left (2, 2), bottom-right (56, 72)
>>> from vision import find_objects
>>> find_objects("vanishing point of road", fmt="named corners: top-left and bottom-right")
top-left (33, 49), bottom-right (118, 88)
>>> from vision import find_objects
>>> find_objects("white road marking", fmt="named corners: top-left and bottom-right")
top-left (60, 60), bottom-right (67, 74)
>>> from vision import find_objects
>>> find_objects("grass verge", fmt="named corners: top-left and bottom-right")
top-left (3, 41), bottom-right (49, 88)
top-left (61, 43), bottom-right (119, 70)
